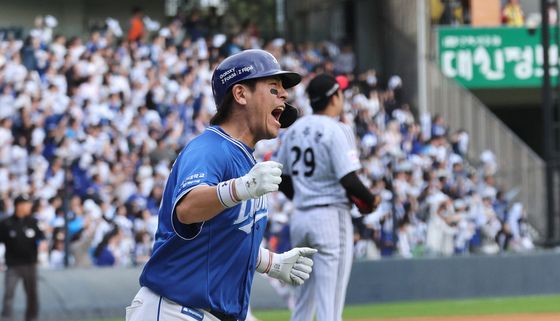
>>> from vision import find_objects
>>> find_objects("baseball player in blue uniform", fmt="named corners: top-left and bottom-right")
top-left (126, 49), bottom-right (317, 321)
top-left (275, 74), bottom-right (380, 321)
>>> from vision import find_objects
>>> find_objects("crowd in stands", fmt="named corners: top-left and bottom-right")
top-left (0, 8), bottom-right (535, 269)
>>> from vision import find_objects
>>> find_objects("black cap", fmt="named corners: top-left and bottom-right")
top-left (14, 194), bottom-right (31, 206)
top-left (306, 74), bottom-right (349, 112)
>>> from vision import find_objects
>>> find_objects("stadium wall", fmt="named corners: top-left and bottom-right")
top-left (2, 252), bottom-right (560, 320)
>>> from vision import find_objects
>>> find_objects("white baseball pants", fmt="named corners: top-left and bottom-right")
top-left (126, 287), bottom-right (222, 321)
top-left (289, 205), bottom-right (354, 321)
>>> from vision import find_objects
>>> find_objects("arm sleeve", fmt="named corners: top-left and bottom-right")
top-left (172, 145), bottom-right (229, 201)
top-left (329, 123), bottom-right (361, 179)
top-left (279, 174), bottom-right (294, 200)
top-left (171, 143), bottom-right (230, 239)
top-left (340, 171), bottom-right (379, 214)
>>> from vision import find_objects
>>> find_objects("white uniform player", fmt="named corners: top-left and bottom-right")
top-left (275, 74), bottom-right (380, 321)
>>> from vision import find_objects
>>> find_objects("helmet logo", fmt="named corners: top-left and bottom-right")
top-left (219, 65), bottom-right (255, 85)
top-left (219, 67), bottom-right (237, 84)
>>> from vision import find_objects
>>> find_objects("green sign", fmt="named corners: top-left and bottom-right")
top-left (438, 27), bottom-right (560, 88)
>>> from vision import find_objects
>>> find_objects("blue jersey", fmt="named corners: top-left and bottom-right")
top-left (139, 126), bottom-right (268, 321)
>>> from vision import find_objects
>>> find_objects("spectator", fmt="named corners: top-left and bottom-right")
top-left (49, 231), bottom-right (65, 269)
top-left (426, 195), bottom-right (456, 256)
top-left (133, 230), bottom-right (151, 266)
top-left (453, 199), bottom-right (474, 254)
top-left (478, 192), bottom-right (501, 254)
top-left (450, 129), bottom-right (469, 156)
top-left (128, 7), bottom-right (145, 42)
top-left (20, 36), bottom-right (39, 71)
top-left (70, 214), bottom-right (99, 268)
top-left (439, 0), bottom-right (465, 25)
top-left (396, 215), bottom-right (414, 258)
top-left (334, 42), bottom-right (355, 75)
top-left (92, 226), bottom-right (121, 267)
top-left (502, 0), bottom-right (525, 27)
top-left (431, 114), bottom-right (448, 138)
top-left (0, 195), bottom-right (44, 321)
top-left (506, 203), bottom-right (534, 252)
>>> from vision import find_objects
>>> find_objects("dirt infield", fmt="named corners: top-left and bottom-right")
top-left (355, 313), bottom-right (560, 321)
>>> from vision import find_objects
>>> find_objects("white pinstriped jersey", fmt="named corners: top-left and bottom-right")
top-left (275, 114), bottom-right (361, 209)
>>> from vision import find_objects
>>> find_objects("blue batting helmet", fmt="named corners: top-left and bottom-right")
top-left (211, 49), bottom-right (302, 128)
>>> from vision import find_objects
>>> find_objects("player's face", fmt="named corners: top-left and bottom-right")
top-left (247, 77), bottom-right (288, 141)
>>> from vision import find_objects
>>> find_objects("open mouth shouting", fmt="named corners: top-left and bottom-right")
top-left (271, 106), bottom-right (284, 126)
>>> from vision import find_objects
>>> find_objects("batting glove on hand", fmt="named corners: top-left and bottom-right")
top-left (235, 161), bottom-right (283, 200)
top-left (258, 247), bottom-right (317, 286)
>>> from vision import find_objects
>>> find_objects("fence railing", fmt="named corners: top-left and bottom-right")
top-left (426, 61), bottom-right (547, 236)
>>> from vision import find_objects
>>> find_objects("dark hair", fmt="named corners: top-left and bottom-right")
top-left (210, 91), bottom-right (234, 126)
top-left (210, 79), bottom-right (257, 126)
top-left (93, 226), bottom-right (119, 258)
top-left (310, 91), bottom-right (339, 113)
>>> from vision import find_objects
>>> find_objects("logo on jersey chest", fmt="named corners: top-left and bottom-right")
top-left (233, 196), bottom-right (268, 234)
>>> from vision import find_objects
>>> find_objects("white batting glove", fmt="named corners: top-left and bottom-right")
top-left (256, 247), bottom-right (318, 286)
top-left (234, 161), bottom-right (282, 200)
top-left (216, 161), bottom-right (283, 208)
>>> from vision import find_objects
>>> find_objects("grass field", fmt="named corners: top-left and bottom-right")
top-left (94, 294), bottom-right (560, 321)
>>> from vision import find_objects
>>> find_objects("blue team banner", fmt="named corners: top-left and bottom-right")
top-left (438, 26), bottom-right (560, 88)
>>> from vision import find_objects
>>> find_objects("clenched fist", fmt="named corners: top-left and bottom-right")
top-left (235, 161), bottom-right (283, 200)
top-left (256, 247), bottom-right (318, 286)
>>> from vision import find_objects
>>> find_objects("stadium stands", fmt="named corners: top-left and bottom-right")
top-left (0, 10), bottom-right (534, 270)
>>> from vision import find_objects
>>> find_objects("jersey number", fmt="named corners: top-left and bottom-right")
top-left (291, 147), bottom-right (315, 177)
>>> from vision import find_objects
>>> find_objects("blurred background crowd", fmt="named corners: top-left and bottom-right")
top-left (0, 4), bottom-right (536, 270)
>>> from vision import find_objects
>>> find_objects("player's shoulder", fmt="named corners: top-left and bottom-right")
top-left (180, 127), bottom-right (234, 160)
top-left (312, 115), bottom-right (352, 135)
top-left (334, 120), bottom-right (354, 134)
top-left (323, 118), bottom-right (354, 145)
top-left (288, 114), bottom-right (329, 129)
top-left (188, 127), bottom-right (219, 144)
top-left (174, 131), bottom-right (231, 171)
top-left (186, 127), bottom-right (232, 149)
top-left (284, 115), bottom-right (348, 137)
top-left (287, 114), bottom-right (311, 129)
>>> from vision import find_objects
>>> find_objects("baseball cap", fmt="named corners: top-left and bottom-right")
top-left (307, 74), bottom-right (349, 111)
top-left (14, 194), bottom-right (31, 206)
